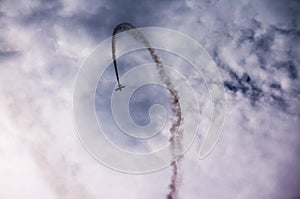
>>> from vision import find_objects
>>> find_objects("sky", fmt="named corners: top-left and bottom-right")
top-left (0, 0), bottom-right (300, 198)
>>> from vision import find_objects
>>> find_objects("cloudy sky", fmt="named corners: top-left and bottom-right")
top-left (0, 0), bottom-right (300, 198)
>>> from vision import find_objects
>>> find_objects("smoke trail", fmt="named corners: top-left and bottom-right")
top-left (112, 22), bottom-right (183, 199)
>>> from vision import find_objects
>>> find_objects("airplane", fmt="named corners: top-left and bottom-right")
top-left (115, 82), bottom-right (125, 91)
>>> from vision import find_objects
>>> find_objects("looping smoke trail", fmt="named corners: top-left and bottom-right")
top-left (112, 22), bottom-right (184, 199)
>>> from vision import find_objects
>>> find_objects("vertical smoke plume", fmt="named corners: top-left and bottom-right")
top-left (112, 22), bottom-right (183, 199)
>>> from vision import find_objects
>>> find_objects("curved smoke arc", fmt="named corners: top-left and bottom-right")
top-left (112, 22), bottom-right (183, 199)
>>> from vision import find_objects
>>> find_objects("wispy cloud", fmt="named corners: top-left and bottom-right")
top-left (0, 0), bottom-right (299, 198)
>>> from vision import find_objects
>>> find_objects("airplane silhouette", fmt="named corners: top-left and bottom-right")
top-left (115, 82), bottom-right (125, 91)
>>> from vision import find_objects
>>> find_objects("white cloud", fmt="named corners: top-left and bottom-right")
top-left (0, 0), bottom-right (299, 198)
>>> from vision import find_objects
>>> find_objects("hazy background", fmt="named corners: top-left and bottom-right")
top-left (0, 0), bottom-right (299, 198)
